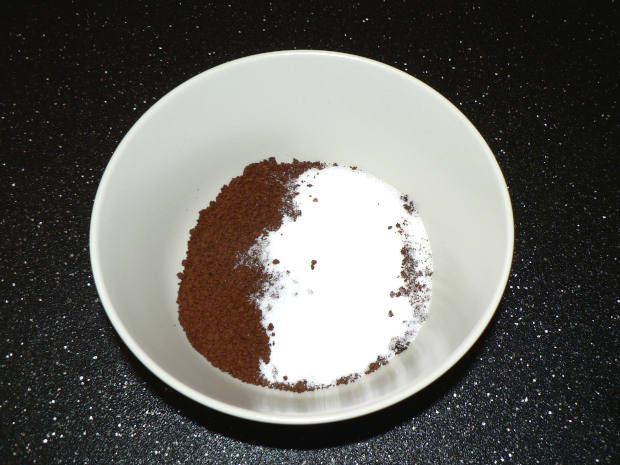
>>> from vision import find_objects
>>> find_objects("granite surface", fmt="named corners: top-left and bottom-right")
top-left (2, 1), bottom-right (618, 464)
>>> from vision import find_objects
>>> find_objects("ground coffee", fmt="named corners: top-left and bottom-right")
top-left (177, 158), bottom-right (321, 389)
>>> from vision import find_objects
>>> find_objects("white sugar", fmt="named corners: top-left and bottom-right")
top-left (248, 165), bottom-right (432, 387)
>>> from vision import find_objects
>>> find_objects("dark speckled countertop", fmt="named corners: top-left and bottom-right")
top-left (2, 2), bottom-right (618, 464)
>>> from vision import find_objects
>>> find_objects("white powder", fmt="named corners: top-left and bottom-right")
top-left (247, 165), bottom-right (432, 388)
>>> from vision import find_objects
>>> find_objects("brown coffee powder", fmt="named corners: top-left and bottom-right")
top-left (177, 158), bottom-right (321, 388)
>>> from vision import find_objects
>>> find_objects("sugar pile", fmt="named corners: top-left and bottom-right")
top-left (245, 165), bottom-right (432, 388)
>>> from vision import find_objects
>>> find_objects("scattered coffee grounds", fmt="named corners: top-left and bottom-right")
top-left (177, 158), bottom-right (433, 392)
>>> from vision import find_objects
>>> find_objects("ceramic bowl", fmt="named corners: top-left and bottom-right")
top-left (90, 50), bottom-right (514, 424)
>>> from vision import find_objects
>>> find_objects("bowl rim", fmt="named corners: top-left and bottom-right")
top-left (90, 49), bottom-right (514, 424)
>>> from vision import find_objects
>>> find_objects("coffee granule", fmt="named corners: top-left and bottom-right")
top-left (177, 158), bottom-right (320, 388)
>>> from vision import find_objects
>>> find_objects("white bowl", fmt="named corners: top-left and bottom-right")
top-left (90, 50), bottom-right (514, 424)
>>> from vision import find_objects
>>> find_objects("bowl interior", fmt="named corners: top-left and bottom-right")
top-left (90, 51), bottom-right (513, 424)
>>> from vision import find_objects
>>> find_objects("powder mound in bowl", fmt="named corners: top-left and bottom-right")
top-left (177, 158), bottom-right (432, 392)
